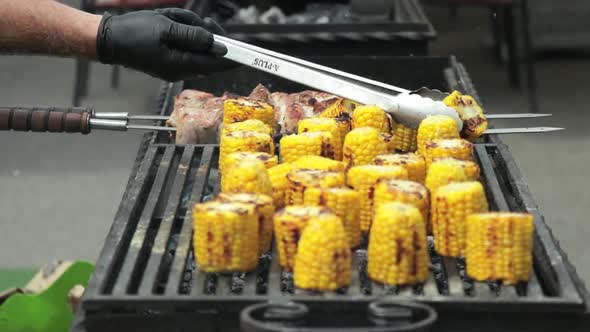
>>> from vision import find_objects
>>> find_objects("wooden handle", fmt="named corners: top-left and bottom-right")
top-left (0, 106), bottom-right (92, 134)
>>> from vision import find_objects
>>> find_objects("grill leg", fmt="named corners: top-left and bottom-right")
top-left (73, 59), bottom-right (90, 107)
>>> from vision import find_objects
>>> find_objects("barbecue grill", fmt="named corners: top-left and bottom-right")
top-left (191, 0), bottom-right (435, 56)
top-left (72, 56), bottom-right (590, 332)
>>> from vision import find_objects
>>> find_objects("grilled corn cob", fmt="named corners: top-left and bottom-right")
top-left (352, 105), bottom-right (390, 133)
top-left (303, 187), bottom-right (361, 248)
top-left (267, 163), bottom-right (294, 209)
top-left (347, 165), bottom-right (409, 232)
top-left (224, 152), bottom-right (278, 174)
top-left (221, 119), bottom-right (273, 136)
top-left (368, 202), bottom-right (429, 285)
top-left (193, 201), bottom-right (259, 272)
top-left (424, 158), bottom-right (469, 194)
top-left (443, 91), bottom-right (488, 139)
top-left (274, 206), bottom-right (332, 271)
top-left (424, 139), bottom-right (474, 166)
top-left (294, 212), bottom-right (351, 291)
top-left (217, 193), bottom-right (275, 254)
top-left (221, 159), bottom-right (273, 197)
top-left (373, 180), bottom-right (429, 229)
top-left (286, 169), bottom-right (345, 206)
top-left (293, 156), bottom-right (345, 172)
top-left (343, 127), bottom-right (389, 169)
top-left (318, 98), bottom-right (357, 118)
top-left (416, 115), bottom-right (460, 155)
top-left (380, 133), bottom-right (396, 153)
top-left (466, 212), bottom-right (534, 284)
top-left (393, 123), bottom-right (418, 152)
top-left (219, 130), bottom-right (274, 172)
top-left (223, 98), bottom-right (275, 127)
top-left (431, 181), bottom-right (489, 257)
top-left (298, 118), bottom-right (343, 160)
top-left (280, 131), bottom-right (335, 163)
top-left (334, 115), bottom-right (352, 141)
top-left (430, 157), bottom-right (480, 181)
top-left (373, 153), bottom-right (426, 183)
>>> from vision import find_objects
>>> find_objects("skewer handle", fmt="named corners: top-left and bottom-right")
top-left (0, 106), bottom-right (92, 134)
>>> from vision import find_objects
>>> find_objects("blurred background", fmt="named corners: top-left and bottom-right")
top-left (0, 0), bottom-right (588, 285)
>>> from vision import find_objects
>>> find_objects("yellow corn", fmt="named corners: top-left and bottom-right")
top-left (273, 206), bottom-right (332, 271)
top-left (217, 193), bottom-right (275, 254)
top-left (466, 212), bottom-right (534, 284)
top-left (380, 133), bottom-right (396, 153)
top-left (393, 124), bottom-right (418, 152)
top-left (293, 156), bottom-right (345, 172)
top-left (343, 127), bottom-right (389, 169)
top-left (443, 91), bottom-right (488, 139)
top-left (298, 118), bottom-right (343, 160)
top-left (219, 130), bottom-right (274, 172)
top-left (193, 201), bottom-right (259, 272)
top-left (223, 98), bottom-right (275, 127)
top-left (368, 202), bottom-right (429, 285)
top-left (267, 163), bottom-right (294, 209)
top-left (318, 98), bottom-right (357, 118)
top-left (430, 157), bottom-right (480, 181)
top-left (221, 159), bottom-right (272, 197)
top-left (373, 180), bottom-right (429, 230)
top-left (373, 153), bottom-right (426, 183)
top-left (280, 132), bottom-right (335, 163)
top-left (431, 181), bottom-right (489, 257)
top-left (424, 158), bottom-right (469, 194)
top-left (294, 212), bottom-right (351, 291)
top-left (334, 116), bottom-right (352, 141)
top-left (347, 165), bottom-right (409, 232)
top-left (224, 152), bottom-right (278, 175)
top-left (221, 119), bottom-right (273, 136)
top-left (286, 169), bottom-right (345, 206)
top-left (303, 187), bottom-right (361, 248)
top-left (424, 139), bottom-right (474, 166)
top-left (417, 115), bottom-right (460, 155)
top-left (352, 105), bottom-right (390, 133)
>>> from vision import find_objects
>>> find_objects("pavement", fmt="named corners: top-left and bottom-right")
top-left (0, 3), bottom-right (589, 285)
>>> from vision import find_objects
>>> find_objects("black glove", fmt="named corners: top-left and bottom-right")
top-left (96, 8), bottom-right (235, 81)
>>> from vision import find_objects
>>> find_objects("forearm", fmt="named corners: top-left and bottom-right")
top-left (0, 0), bottom-right (101, 58)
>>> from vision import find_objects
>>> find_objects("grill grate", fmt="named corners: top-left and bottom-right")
top-left (83, 143), bottom-right (585, 316)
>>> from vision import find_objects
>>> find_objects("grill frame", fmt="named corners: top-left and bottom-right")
top-left (76, 56), bottom-right (590, 331)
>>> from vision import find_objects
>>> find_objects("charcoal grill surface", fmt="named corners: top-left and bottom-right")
top-left (76, 57), bottom-right (590, 332)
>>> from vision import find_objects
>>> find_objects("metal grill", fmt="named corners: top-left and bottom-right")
top-left (82, 143), bottom-right (584, 316)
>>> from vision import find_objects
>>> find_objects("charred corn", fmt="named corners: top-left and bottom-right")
top-left (373, 153), bottom-right (426, 183)
top-left (193, 201), bottom-right (259, 272)
top-left (334, 115), bottom-right (352, 141)
top-left (293, 156), bottom-right (345, 172)
top-left (368, 203), bottom-right (429, 285)
top-left (274, 206), bottom-right (332, 271)
top-left (347, 165), bottom-right (409, 232)
top-left (280, 132), bottom-right (335, 163)
top-left (318, 98), bottom-right (357, 118)
top-left (352, 105), bottom-right (390, 133)
top-left (217, 193), bottom-right (275, 254)
top-left (286, 169), bottom-right (345, 206)
top-left (224, 152), bottom-right (278, 174)
top-left (380, 133), bottom-right (396, 153)
top-left (424, 158), bottom-right (469, 194)
top-left (221, 159), bottom-right (273, 197)
top-left (374, 180), bottom-right (430, 229)
top-left (219, 130), bottom-right (274, 172)
top-left (466, 212), bottom-right (533, 284)
top-left (393, 123), bottom-right (418, 153)
top-left (417, 115), bottom-right (460, 155)
top-left (424, 139), bottom-right (474, 166)
top-left (303, 187), bottom-right (361, 248)
top-left (343, 127), bottom-right (389, 169)
top-left (267, 163), bottom-right (294, 209)
top-left (298, 118), bottom-right (343, 160)
top-left (431, 181), bottom-right (489, 257)
top-left (294, 212), bottom-right (351, 291)
top-left (430, 157), bottom-right (480, 181)
top-left (221, 119), bottom-right (273, 136)
top-left (443, 91), bottom-right (488, 139)
top-left (223, 98), bottom-right (275, 126)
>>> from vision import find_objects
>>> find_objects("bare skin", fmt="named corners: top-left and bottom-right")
top-left (0, 0), bottom-right (101, 58)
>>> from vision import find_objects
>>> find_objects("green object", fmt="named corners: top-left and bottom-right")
top-left (0, 268), bottom-right (37, 290)
top-left (0, 261), bottom-right (94, 332)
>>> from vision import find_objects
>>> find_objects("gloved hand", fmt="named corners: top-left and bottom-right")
top-left (96, 8), bottom-right (235, 81)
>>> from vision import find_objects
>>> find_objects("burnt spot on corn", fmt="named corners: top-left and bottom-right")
top-left (321, 142), bottom-right (335, 159)
top-left (222, 233), bottom-right (232, 263)
top-left (319, 192), bottom-right (327, 205)
top-left (395, 238), bottom-right (405, 264)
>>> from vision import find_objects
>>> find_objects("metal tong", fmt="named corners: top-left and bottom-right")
top-left (0, 106), bottom-right (172, 134)
top-left (213, 34), bottom-right (560, 134)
